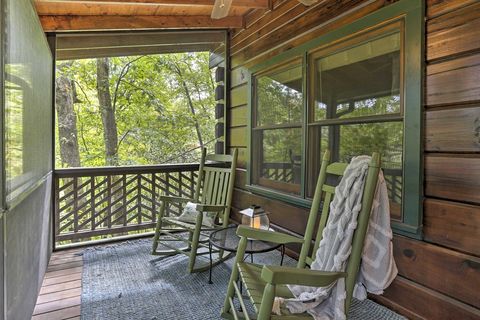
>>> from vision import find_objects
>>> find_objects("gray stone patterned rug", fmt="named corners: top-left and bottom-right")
top-left (81, 239), bottom-right (406, 320)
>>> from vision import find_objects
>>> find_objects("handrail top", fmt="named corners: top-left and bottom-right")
top-left (54, 162), bottom-right (200, 177)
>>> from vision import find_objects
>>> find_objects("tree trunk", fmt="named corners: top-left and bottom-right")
top-left (55, 75), bottom-right (81, 168)
top-left (96, 58), bottom-right (125, 229)
top-left (96, 57), bottom-right (119, 166)
top-left (173, 63), bottom-right (204, 148)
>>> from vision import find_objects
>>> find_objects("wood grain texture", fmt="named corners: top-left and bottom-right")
top-left (426, 53), bottom-right (480, 106)
top-left (424, 198), bottom-right (480, 256)
top-left (31, 306), bottom-right (81, 320)
top-left (44, 267), bottom-right (83, 279)
top-left (35, 2), bottom-right (248, 16)
top-left (36, 0), bottom-right (267, 6)
top-left (373, 276), bottom-right (480, 320)
top-left (40, 15), bottom-right (243, 31)
top-left (230, 0), bottom-right (390, 68)
top-left (426, 0), bottom-right (478, 19)
top-left (228, 126), bottom-right (247, 147)
top-left (393, 235), bottom-right (480, 308)
top-left (230, 85), bottom-right (248, 108)
top-left (425, 106), bottom-right (480, 152)
top-left (425, 154), bottom-right (480, 204)
top-left (232, 0), bottom-right (288, 34)
top-left (228, 106), bottom-right (247, 127)
top-left (47, 260), bottom-right (82, 271)
top-left (427, 2), bottom-right (480, 61)
top-left (32, 248), bottom-right (84, 320)
top-left (39, 280), bottom-right (82, 295)
top-left (230, 0), bottom-right (311, 53)
top-left (36, 288), bottom-right (82, 305)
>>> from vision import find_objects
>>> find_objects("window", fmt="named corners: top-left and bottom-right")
top-left (247, 0), bottom-right (423, 238)
top-left (307, 25), bottom-right (404, 221)
top-left (252, 60), bottom-right (303, 195)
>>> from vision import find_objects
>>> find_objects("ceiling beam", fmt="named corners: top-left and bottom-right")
top-left (57, 43), bottom-right (219, 60)
top-left (56, 31), bottom-right (224, 50)
top-left (40, 15), bottom-right (244, 31)
top-left (35, 0), bottom-right (270, 9)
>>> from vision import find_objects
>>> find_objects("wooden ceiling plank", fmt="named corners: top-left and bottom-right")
top-left (35, 0), bottom-right (269, 9)
top-left (35, 2), bottom-right (250, 16)
top-left (40, 15), bottom-right (244, 31)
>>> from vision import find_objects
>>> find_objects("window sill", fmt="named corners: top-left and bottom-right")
top-left (246, 184), bottom-right (312, 208)
top-left (246, 184), bottom-right (423, 240)
top-left (391, 221), bottom-right (423, 240)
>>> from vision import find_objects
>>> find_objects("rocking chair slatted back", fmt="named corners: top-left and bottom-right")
top-left (297, 150), bottom-right (342, 269)
top-left (194, 148), bottom-right (237, 226)
top-left (297, 150), bottom-right (381, 313)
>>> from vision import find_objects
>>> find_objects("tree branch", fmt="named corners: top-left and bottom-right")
top-left (112, 55), bottom-right (146, 113)
top-left (117, 129), bottom-right (132, 150)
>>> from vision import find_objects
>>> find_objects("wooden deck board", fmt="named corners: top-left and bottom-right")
top-left (32, 249), bottom-right (84, 320)
top-left (47, 260), bottom-right (83, 272)
top-left (39, 280), bottom-right (82, 295)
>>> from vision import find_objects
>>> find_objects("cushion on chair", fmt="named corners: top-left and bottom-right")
top-left (177, 201), bottom-right (215, 227)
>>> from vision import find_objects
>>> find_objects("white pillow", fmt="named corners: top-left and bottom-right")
top-left (177, 202), bottom-right (215, 227)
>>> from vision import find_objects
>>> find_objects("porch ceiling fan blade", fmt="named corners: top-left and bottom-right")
top-left (298, 0), bottom-right (319, 5)
top-left (211, 0), bottom-right (233, 19)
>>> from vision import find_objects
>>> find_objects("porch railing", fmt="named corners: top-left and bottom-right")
top-left (54, 163), bottom-right (199, 246)
top-left (261, 162), bottom-right (295, 183)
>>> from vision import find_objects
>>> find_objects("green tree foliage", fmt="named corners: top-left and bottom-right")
top-left (55, 52), bottom-right (216, 168)
top-left (255, 67), bottom-right (303, 166)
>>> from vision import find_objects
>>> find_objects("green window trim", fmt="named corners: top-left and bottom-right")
top-left (245, 0), bottom-right (424, 239)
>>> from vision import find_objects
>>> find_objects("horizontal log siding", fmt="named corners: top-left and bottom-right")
top-left (226, 0), bottom-right (480, 318)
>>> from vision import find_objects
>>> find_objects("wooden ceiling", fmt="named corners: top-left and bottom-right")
top-left (35, 0), bottom-right (271, 32)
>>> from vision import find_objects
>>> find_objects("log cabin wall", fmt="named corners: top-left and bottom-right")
top-left (226, 0), bottom-right (480, 319)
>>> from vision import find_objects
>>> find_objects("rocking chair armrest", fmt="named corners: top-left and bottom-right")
top-left (236, 225), bottom-right (304, 245)
top-left (261, 265), bottom-right (347, 286)
top-left (195, 204), bottom-right (226, 212)
top-left (159, 196), bottom-right (194, 203)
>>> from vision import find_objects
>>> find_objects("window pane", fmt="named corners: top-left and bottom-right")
top-left (308, 122), bottom-right (403, 220)
top-left (253, 128), bottom-right (302, 195)
top-left (256, 64), bottom-right (303, 127)
top-left (313, 32), bottom-right (401, 121)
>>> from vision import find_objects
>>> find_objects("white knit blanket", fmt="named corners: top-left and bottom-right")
top-left (273, 156), bottom-right (397, 320)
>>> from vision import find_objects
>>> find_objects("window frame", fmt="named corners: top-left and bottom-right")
top-left (245, 0), bottom-right (424, 239)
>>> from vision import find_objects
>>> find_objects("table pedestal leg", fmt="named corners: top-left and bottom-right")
top-left (208, 241), bottom-right (213, 284)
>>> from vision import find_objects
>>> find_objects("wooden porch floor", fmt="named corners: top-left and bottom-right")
top-left (32, 248), bottom-right (84, 320)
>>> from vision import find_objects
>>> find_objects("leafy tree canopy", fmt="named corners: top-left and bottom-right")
top-left (55, 52), bottom-right (216, 168)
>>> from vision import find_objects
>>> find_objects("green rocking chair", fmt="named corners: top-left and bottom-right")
top-left (151, 148), bottom-right (238, 273)
top-left (221, 150), bottom-right (380, 320)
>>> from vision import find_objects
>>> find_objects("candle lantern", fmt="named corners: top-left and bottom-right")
top-left (240, 205), bottom-right (270, 230)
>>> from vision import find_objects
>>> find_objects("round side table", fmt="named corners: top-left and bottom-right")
top-left (208, 225), bottom-right (285, 284)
